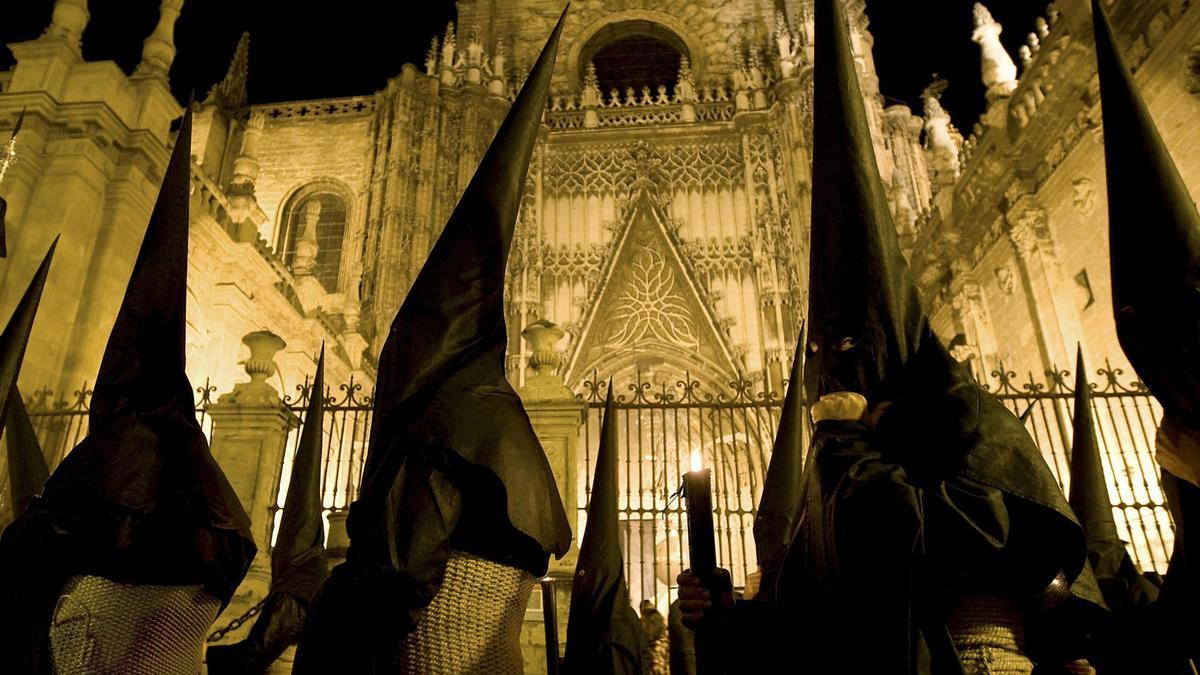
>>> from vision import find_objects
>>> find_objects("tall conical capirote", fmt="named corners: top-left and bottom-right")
top-left (1093, 0), bottom-right (1200, 430)
top-left (360, 5), bottom-right (571, 564)
top-left (0, 106), bottom-right (255, 673)
top-left (1067, 348), bottom-right (1124, 566)
top-left (770, 2), bottom-right (1107, 669)
top-left (294, 11), bottom-right (572, 673)
top-left (207, 346), bottom-right (329, 674)
top-left (563, 383), bottom-right (644, 675)
top-left (803, 0), bottom-right (935, 403)
top-left (753, 325), bottom-right (806, 600)
top-left (0, 238), bottom-right (56, 516)
top-left (4, 390), bottom-right (50, 519)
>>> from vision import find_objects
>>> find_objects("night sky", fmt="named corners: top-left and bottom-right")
top-left (0, 0), bottom-right (1050, 130)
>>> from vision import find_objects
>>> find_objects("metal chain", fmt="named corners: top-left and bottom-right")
top-left (206, 597), bottom-right (268, 643)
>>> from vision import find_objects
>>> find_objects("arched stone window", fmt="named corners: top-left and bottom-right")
top-left (580, 20), bottom-right (689, 94)
top-left (278, 189), bottom-right (348, 291)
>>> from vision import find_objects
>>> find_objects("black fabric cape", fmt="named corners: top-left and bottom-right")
top-left (752, 330), bottom-right (805, 601)
top-left (5, 388), bottom-right (51, 520)
top-left (0, 108), bottom-right (255, 674)
top-left (207, 349), bottom-right (329, 674)
top-left (759, 1), bottom-right (1107, 672)
top-left (562, 386), bottom-right (644, 675)
top-left (293, 12), bottom-right (571, 672)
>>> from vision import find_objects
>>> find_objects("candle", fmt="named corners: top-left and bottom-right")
top-left (683, 450), bottom-right (717, 585)
top-left (540, 576), bottom-right (560, 675)
top-left (683, 450), bottom-right (725, 675)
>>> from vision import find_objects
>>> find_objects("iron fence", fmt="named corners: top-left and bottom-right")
top-left (2, 361), bottom-right (1175, 617)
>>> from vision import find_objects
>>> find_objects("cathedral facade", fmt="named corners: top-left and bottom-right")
top-left (0, 0), bottom-right (1198, 666)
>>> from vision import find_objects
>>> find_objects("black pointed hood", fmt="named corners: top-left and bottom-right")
top-left (1093, 0), bottom-right (1200, 429)
top-left (804, 0), bottom-right (932, 403)
top-left (5, 390), bottom-right (50, 519)
top-left (22, 106), bottom-right (255, 601)
top-left (0, 238), bottom-right (55, 515)
top-left (207, 348), bottom-right (329, 675)
top-left (753, 328), bottom-right (806, 599)
top-left (271, 345), bottom-right (329, 597)
top-left (361, 8), bottom-right (571, 566)
top-left (1068, 347), bottom-right (1161, 617)
top-left (1068, 348), bottom-right (1123, 573)
top-left (563, 384), bottom-right (643, 675)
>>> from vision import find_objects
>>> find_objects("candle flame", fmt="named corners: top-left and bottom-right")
top-left (689, 450), bottom-right (703, 473)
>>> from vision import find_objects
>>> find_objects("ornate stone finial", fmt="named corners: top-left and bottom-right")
top-left (523, 319), bottom-right (564, 378)
top-left (775, 10), bottom-right (799, 78)
top-left (242, 330), bottom-right (285, 385)
top-left (488, 40), bottom-right (507, 96)
top-left (293, 199), bottom-right (321, 275)
top-left (921, 78), bottom-right (961, 186)
top-left (1034, 16), bottom-right (1049, 40)
top-left (231, 111), bottom-right (265, 189)
top-left (425, 36), bottom-right (439, 77)
top-left (219, 330), bottom-right (287, 404)
top-left (440, 22), bottom-right (458, 86)
top-left (972, 3), bottom-right (1019, 101)
top-left (519, 320), bottom-right (575, 401)
top-left (135, 0), bottom-right (185, 79)
top-left (42, 0), bottom-right (89, 51)
top-left (206, 32), bottom-right (250, 109)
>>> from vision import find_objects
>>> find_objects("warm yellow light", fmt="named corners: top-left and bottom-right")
top-left (689, 450), bottom-right (703, 473)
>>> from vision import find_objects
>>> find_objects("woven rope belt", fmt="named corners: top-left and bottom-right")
top-left (946, 594), bottom-right (1034, 675)
top-left (390, 550), bottom-right (536, 675)
top-left (49, 575), bottom-right (220, 675)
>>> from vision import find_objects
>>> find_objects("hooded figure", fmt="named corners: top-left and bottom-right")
top-left (294, 10), bottom-right (572, 674)
top-left (207, 347), bottom-right (330, 674)
top-left (678, 1), bottom-right (1106, 672)
top-left (562, 384), bottom-right (644, 675)
top-left (0, 239), bottom-right (56, 519)
top-left (752, 329), bottom-right (806, 601)
top-left (0, 107), bottom-right (256, 675)
top-left (1092, 0), bottom-right (1200, 667)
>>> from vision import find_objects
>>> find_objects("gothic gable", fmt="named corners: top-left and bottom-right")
top-left (564, 179), bottom-right (743, 385)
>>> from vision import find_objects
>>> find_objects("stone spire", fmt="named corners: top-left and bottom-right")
top-left (206, 32), bottom-right (250, 109)
top-left (135, 0), bottom-right (185, 79)
top-left (972, 3), bottom-right (1018, 101)
top-left (41, 0), bottom-right (89, 52)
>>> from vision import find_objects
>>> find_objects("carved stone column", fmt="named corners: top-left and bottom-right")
top-left (207, 331), bottom-right (299, 620)
top-left (1004, 197), bottom-right (1084, 372)
top-left (949, 280), bottom-right (999, 378)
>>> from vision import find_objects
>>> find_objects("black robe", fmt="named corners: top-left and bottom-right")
top-left (725, 372), bottom-right (1105, 673)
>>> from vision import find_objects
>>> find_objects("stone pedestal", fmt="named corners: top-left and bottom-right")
top-left (207, 331), bottom-right (298, 631)
top-left (518, 320), bottom-right (586, 576)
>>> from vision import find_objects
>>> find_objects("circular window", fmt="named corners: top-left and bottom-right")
top-left (580, 20), bottom-right (689, 95)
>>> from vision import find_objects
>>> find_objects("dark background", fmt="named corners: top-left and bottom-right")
top-left (0, 0), bottom-right (1050, 129)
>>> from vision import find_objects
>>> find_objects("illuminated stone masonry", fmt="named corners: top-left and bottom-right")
top-left (1, 0), bottom-right (1199, 671)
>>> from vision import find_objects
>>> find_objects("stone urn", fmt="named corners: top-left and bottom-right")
top-left (219, 330), bottom-right (287, 405)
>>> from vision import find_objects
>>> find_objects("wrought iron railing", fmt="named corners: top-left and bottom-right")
top-left (3, 361), bottom-right (1175, 616)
